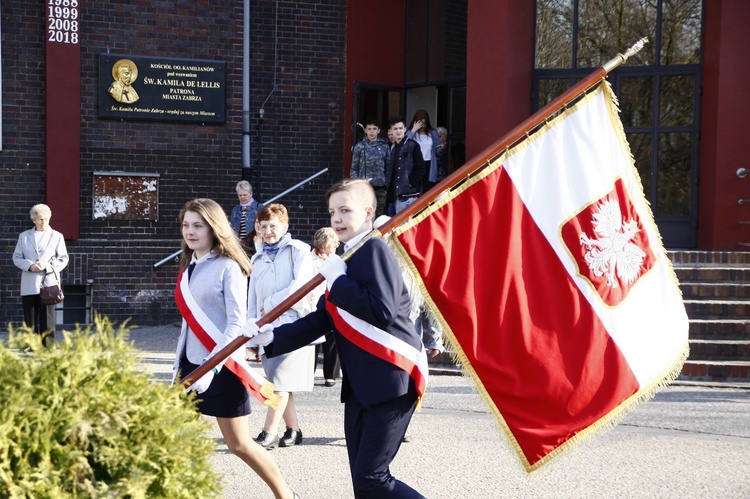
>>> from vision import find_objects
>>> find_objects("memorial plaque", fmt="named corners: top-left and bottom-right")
top-left (99, 54), bottom-right (226, 124)
top-left (93, 172), bottom-right (159, 221)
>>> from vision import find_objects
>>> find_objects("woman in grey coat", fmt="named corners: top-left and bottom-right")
top-left (248, 203), bottom-right (317, 449)
top-left (12, 203), bottom-right (68, 344)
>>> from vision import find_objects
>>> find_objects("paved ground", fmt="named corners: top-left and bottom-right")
top-left (126, 323), bottom-right (750, 499)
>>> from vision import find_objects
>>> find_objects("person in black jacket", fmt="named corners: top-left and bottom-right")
top-left (385, 116), bottom-right (426, 216)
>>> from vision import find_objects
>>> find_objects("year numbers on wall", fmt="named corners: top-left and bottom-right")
top-left (48, 0), bottom-right (79, 45)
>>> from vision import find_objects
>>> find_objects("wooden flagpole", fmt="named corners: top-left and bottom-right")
top-left (181, 38), bottom-right (648, 389)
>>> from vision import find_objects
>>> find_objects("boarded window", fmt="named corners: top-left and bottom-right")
top-left (93, 172), bottom-right (159, 221)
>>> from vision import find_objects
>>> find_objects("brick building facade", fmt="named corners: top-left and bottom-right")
top-left (1, 1), bottom-right (346, 326)
top-left (3, 1), bottom-right (748, 329)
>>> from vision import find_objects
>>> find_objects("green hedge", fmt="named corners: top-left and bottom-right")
top-left (0, 317), bottom-right (222, 498)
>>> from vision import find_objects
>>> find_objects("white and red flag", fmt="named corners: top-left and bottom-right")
top-left (390, 82), bottom-right (689, 471)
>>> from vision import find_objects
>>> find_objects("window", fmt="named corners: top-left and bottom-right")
top-left (533, 0), bottom-right (703, 247)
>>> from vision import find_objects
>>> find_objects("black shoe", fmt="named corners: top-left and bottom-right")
top-left (254, 430), bottom-right (279, 449)
top-left (279, 427), bottom-right (303, 447)
top-left (401, 431), bottom-right (411, 443)
top-left (324, 379), bottom-right (336, 387)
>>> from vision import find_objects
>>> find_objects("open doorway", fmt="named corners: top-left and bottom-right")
top-left (406, 84), bottom-right (466, 176)
top-left (351, 82), bottom-right (466, 177)
top-left (351, 82), bottom-right (404, 148)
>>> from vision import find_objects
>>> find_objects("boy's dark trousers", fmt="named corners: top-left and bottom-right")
top-left (344, 384), bottom-right (425, 498)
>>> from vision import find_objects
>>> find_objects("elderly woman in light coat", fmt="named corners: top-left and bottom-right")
top-left (12, 203), bottom-right (69, 344)
top-left (248, 203), bottom-right (318, 449)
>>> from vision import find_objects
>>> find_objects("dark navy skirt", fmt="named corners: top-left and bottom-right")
top-left (180, 353), bottom-right (252, 418)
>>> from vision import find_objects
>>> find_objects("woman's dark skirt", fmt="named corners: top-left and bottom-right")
top-left (180, 354), bottom-right (252, 418)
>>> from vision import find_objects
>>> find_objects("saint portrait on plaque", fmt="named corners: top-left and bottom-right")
top-left (108, 59), bottom-right (140, 104)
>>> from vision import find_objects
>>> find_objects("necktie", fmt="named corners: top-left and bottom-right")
top-left (188, 262), bottom-right (196, 281)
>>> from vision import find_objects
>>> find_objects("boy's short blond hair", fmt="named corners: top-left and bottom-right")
top-left (325, 178), bottom-right (376, 211)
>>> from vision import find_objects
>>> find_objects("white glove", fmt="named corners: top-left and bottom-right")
top-left (253, 324), bottom-right (275, 347)
top-left (240, 319), bottom-right (261, 338)
top-left (187, 369), bottom-right (215, 394)
top-left (319, 254), bottom-right (347, 285)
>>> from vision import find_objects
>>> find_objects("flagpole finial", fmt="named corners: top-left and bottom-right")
top-left (623, 37), bottom-right (649, 60)
top-left (602, 37), bottom-right (649, 73)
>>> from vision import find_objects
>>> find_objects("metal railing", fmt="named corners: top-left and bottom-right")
top-left (153, 168), bottom-right (329, 268)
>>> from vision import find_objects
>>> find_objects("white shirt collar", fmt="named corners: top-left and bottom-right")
top-left (343, 229), bottom-right (371, 253)
top-left (190, 249), bottom-right (216, 265)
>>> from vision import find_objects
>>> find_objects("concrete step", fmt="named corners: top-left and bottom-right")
top-left (668, 250), bottom-right (750, 265)
top-left (671, 251), bottom-right (750, 385)
top-left (680, 359), bottom-right (750, 381)
top-left (689, 339), bottom-right (750, 361)
top-left (680, 281), bottom-right (750, 300)
top-left (674, 266), bottom-right (750, 282)
top-left (689, 319), bottom-right (749, 340)
top-left (671, 379), bottom-right (750, 390)
top-left (683, 299), bottom-right (748, 318)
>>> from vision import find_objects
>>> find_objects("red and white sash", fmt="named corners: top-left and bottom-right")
top-left (326, 294), bottom-right (428, 401)
top-left (175, 271), bottom-right (279, 408)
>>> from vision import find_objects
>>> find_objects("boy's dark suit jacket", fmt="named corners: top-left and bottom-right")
top-left (266, 237), bottom-right (422, 406)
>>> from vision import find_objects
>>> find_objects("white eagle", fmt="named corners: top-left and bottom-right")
top-left (579, 198), bottom-right (646, 288)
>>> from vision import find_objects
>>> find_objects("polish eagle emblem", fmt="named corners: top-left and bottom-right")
top-left (579, 198), bottom-right (646, 288)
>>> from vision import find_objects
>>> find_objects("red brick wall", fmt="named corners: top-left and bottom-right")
top-left (343, 0), bottom-right (406, 169)
top-left (1, 1), bottom-right (346, 326)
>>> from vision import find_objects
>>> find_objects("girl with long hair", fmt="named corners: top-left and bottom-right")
top-left (406, 109), bottom-right (442, 192)
top-left (174, 198), bottom-right (299, 499)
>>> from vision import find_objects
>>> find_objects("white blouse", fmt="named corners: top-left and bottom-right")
top-left (413, 132), bottom-right (434, 162)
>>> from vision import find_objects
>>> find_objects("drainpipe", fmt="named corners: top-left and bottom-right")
top-left (242, 0), bottom-right (252, 181)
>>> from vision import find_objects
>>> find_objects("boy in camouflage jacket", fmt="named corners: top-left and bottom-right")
top-left (350, 116), bottom-right (390, 216)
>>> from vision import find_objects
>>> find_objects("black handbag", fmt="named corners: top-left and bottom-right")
top-left (40, 269), bottom-right (64, 305)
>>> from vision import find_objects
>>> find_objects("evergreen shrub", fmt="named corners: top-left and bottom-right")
top-left (0, 317), bottom-right (222, 498)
